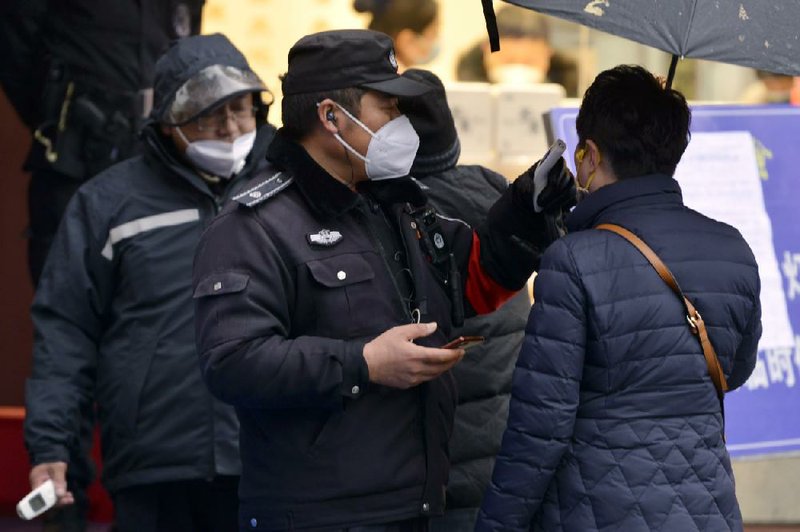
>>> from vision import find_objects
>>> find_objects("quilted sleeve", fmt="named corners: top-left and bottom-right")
top-left (476, 237), bottom-right (586, 531)
top-left (727, 279), bottom-right (762, 391)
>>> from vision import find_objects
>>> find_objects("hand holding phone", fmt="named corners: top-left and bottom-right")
top-left (441, 336), bottom-right (485, 350)
top-left (17, 479), bottom-right (57, 520)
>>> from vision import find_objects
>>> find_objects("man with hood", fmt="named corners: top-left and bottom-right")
top-left (23, 33), bottom-right (275, 532)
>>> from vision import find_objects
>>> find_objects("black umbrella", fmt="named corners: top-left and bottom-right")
top-left (480, 0), bottom-right (800, 87)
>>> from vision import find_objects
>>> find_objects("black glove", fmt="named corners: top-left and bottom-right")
top-left (512, 156), bottom-right (577, 215)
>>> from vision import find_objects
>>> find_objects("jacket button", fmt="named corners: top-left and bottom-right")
top-left (250, 517), bottom-right (257, 527)
top-left (351, 385), bottom-right (360, 395)
top-left (422, 502), bottom-right (430, 512)
top-left (337, 270), bottom-right (347, 280)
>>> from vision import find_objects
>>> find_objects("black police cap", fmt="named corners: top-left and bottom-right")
top-left (281, 29), bottom-right (431, 97)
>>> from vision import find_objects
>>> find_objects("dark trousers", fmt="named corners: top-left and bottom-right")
top-left (114, 476), bottom-right (239, 532)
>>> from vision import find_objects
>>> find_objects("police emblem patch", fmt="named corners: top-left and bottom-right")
top-left (307, 229), bottom-right (343, 247)
top-left (388, 49), bottom-right (398, 70)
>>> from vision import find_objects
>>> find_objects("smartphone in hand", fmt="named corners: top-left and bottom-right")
top-left (441, 336), bottom-right (485, 350)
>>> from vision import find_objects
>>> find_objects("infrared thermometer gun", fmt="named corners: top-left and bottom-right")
top-left (532, 139), bottom-right (567, 213)
top-left (17, 479), bottom-right (57, 520)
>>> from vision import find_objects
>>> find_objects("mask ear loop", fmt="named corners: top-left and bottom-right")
top-left (317, 102), bottom-right (361, 187)
top-left (317, 102), bottom-right (372, 164)
top-left (575, 146), bottom-right (601, 191)
top-left (585, 152), bottom-right (601, 190)
top-left (176, 126), bottom-right (191, 145)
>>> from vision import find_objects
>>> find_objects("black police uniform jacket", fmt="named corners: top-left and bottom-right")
top-left (193, 131), bottom-right (547, 531)
top-left (23, 121), bottom-right (275, 493)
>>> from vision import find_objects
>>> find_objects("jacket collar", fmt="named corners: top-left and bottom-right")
top-left (566, 174), bottom-right (684, 232)
top-left (142, 122), bottom-right (276, 198)
top-left (266, 129), bottom-right (427, 219)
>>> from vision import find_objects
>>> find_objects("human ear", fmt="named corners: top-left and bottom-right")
top-left (317, 99), bottom-right (339, 133)
top-left (585, 139), bottom-right (602, 169)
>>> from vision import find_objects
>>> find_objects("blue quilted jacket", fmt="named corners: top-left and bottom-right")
top-left (476, 174), bottom-right (762, 532)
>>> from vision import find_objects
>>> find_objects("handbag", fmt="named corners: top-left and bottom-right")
top-left (596, 223), bottom-right (728, 437)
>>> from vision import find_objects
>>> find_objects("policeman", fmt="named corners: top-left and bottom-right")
top-left (24, 34), bottom-right (275, 532)
top-left (192, 29), bottom-right (571, 531)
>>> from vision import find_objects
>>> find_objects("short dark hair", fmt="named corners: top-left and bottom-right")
top-left (495, 5), bottom-right (550, 41)
top-left (576, 65), bottom-right (691, 179)
top-left (280, 87), bottom-right (366, 141)
top-left (353, 0), bottom-right (438, 37)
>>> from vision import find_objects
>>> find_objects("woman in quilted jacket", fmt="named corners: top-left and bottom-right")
top-left (476, 65), bottom-right (761, 532)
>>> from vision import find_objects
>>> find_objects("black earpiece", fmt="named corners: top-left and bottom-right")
top-left (326, 110), bottom-right (336, 122)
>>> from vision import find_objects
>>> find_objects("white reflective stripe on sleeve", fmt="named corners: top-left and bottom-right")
top-left (101, 209), bottom-right (200, 260)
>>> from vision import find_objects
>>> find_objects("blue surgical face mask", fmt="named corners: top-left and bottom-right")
top-left (330, 102), bottom-right (420, 181)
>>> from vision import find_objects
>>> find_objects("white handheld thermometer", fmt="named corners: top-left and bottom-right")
top-left (532, 139), bottom-right (567, 212)
top-left (17, 479), bottom-right (57, 520)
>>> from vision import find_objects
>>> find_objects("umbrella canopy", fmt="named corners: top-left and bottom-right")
top-left (483, 0), bottom-right (800, 77)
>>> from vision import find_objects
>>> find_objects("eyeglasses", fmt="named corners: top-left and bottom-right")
top-left (194, 106), bottom-right (257, 132)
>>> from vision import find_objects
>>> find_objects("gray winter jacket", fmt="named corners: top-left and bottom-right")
top-left (416, 165), bottom-right (530, 510)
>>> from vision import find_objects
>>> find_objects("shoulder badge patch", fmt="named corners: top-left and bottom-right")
top-left (233, 171), bottom-right (293, 208)
top-left (307, 229), bottom-right (343, 247)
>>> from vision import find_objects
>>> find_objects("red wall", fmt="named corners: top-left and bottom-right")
top-left (0, 93), bottom-right (112, 520)
top-left (0, 88), bottom-right (34, 406)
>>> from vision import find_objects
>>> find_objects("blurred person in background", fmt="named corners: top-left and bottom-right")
top-left (23, 33), bottom-right (276, 532)
top-left (740, 69), bottom-right (795, 104)
top-left (398, 68), bottom-right (575, 532)
top-left (456, 4), bottom-right (578, 97)
top-left (476, 65), bottom-right (761, 532)
top-left (354, 0), bottom-right (440, 70)
top-left (0, 2), bottom-right (203, 530)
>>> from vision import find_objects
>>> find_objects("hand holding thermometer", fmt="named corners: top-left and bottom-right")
top-left (17, 479), bottom-right (57, 520)
top-left (532, 139), bottom-right (567, 213)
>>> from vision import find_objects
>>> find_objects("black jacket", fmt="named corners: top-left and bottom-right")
top-left (192, 131), bottom-right (544, 530)
top-left (23, 118), bottom-right (276, 493)
top-left (0, 0), bottom-right (204, 176)
top-left (415, 165), bottom-right (530, 510)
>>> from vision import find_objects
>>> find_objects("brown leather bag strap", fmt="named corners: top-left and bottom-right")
top-left (596, 223), bottom-right (729, 400)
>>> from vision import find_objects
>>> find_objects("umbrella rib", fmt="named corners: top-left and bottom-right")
top-left (681, 0), bottom-right (700, 56)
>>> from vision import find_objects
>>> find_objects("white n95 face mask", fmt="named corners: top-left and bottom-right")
top-left (331, 103), bottom-right (420, 181)
top-left (177, 128), bottom-right (256, 178)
